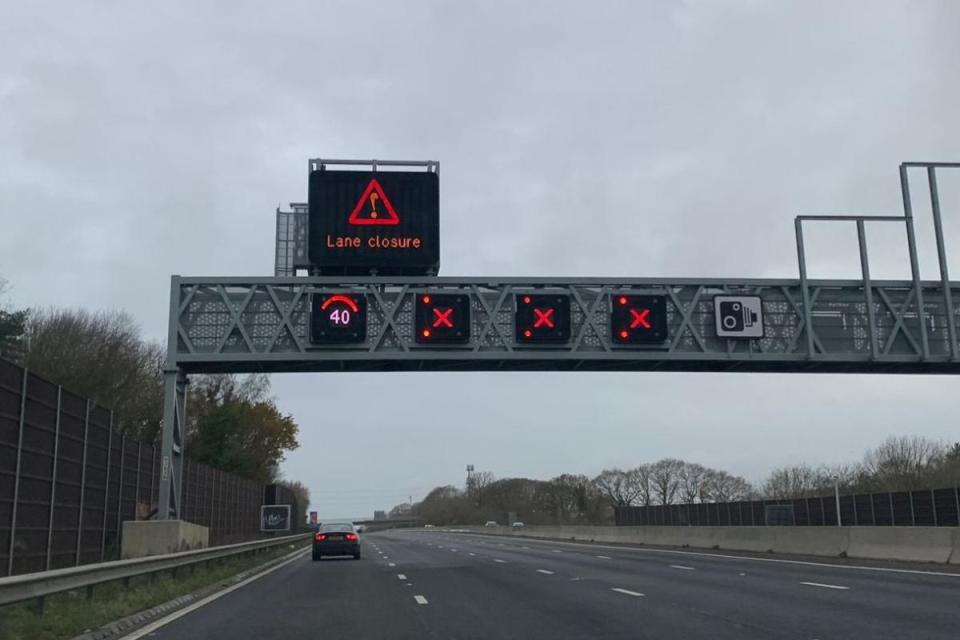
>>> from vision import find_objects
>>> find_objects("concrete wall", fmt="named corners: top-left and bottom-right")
top-left (121, 520), bottom-right (210, 559)
top-left (475, 525), bottom-right (960, 565)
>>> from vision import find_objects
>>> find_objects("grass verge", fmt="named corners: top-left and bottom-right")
top-left (0, 541), bottom-right (308, 640)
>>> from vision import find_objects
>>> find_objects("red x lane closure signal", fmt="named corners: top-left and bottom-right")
top-left (533, 308), bottom-right (555, 329)
top-left (415, 293), bottom-right (470, 344)
top-left (612, 294), bottom-right (667, 344)
top-left (630, 308), bottom-right (651, 329)
top-left (432, 307), bottom-right (454, 328)
top-left (516, 294), bottom-right (570, 344)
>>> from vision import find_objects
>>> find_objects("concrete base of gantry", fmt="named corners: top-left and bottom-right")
top-left (121, 520), bottom-right (210, 559)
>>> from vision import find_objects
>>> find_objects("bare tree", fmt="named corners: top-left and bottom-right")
top-left (466, 470), bottom-right (495, 507)
top-left (593, 468), bottom-right (643, 507)
top-left (678, 462), bottom-right (708, 504)
top-left (761, 464), bottom-right (822, 499)
top-left (632, 463), bottom-right (653, 506)
top-left (860, 435), bottom-right (945, 490)
top-left (702, 469), bottom-right (754, 502)
top-left (650, 458), bottom-right (684, 505)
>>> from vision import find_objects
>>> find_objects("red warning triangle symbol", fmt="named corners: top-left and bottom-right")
top-left (348, 179), bottom-right (400, 226)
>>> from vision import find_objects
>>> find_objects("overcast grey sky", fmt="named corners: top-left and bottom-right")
top-left (2, 1), bottom-right (959, 518)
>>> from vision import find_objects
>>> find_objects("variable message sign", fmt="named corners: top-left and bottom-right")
top-left (308, 170), bottom-right (439, 275)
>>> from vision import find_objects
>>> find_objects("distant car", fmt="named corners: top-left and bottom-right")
top-left (511, 521), bottom-right (525, 528)
top-left (354, 524), bottom-right (366, 533)
top-left (484, 521), bottom-right (498, 527)
top-left (313, 522), bottom-right (360, 561)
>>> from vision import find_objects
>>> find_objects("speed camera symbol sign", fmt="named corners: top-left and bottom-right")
top-left (714, 296), bottom-right (764, 338)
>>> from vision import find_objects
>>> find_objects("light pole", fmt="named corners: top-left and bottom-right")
top-left (833, 476), bottom-right (842, 527)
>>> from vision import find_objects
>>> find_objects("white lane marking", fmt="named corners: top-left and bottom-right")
top-left (521, 546), bottom-right (530, 550)
top-left (670, 565), bottom-right (695, 571)
top-left (494, 559), bottom-right (507, 563)
top-left (468, 552), bottom-right (476, 556)
top-left (388, 562), bottom-right (396, 567)
top-left (551, 549), bottom-right (563, 553)
top-left (450, 548), bottom-right (458, 552)
top-left (801, 581), bottom-right (850, 590)
top-left (537, 569), bottom-right (555, 575)
top-left (383, 556), bottom-right (389, 559)
top-left (739, 572), bottom-right (746, 576)
top-left (452, 533), bottom-right (960, 579)
top-left (121, 547), bottom-right (310, 639)
top-left (596, 555), bottom-right (611, 560)
top-left (397, 574), bottom-right (407, 580)
top-left (414, 595), bottom-right (429, 605)
top-left (611, 587), bottom-right (645, 597)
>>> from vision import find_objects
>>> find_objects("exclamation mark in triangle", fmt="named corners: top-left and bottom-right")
top-left (348, 179), bottom-right (400, 226)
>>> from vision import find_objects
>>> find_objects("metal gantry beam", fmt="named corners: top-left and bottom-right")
top-left (167, 275), bottom-right (960, 374)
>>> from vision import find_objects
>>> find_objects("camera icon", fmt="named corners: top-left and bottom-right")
top-left (719, 301), bottom-right (758, 332)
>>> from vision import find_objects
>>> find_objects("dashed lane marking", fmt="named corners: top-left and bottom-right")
top-left (537, 569), bottom-right (555, 575)
top-left (596, 555), bottom-right (611, 560)
top-left (397, 574), bottom-right (407, 580)
top-left (801, 582), bottom-right (850, 590)
top-left (670, 565), bottom-right (695, 571)
top-left (414, 595), bottom-right (429, 605)
top-left (611, 588), bottom-right (645, 597)
top-left (494, 559), bottom-right (507, 563)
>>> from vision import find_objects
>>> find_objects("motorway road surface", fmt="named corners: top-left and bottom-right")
top-left (139, 530), bottom-right (960, 639)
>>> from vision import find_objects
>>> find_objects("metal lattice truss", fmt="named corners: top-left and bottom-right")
top-left (169, 276), bottom-right (960, 374)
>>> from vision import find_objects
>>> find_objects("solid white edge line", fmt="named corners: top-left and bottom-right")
top-left (414, 595), bottom-right (429, 605)
top-left (611, 587), bottom-right (644, 597)
top-left (453, 533), bottom-right (960, 579)
top-left (120, 546), bottom-right (310, 640)
top-left (801, 581), bottom-right (850, 590)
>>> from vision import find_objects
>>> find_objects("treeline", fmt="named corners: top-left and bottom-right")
top-left (0, 278), bottom-right (306, 498)
top-left (762, 436), bottom-right (960, 498)
top-left (393, 460), bottom-right (753, 527)
top-left (399, 437), bottom-right (960, 526)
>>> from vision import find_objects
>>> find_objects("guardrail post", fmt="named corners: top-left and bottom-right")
top-left (7, 369), bottom-right (28, 577)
